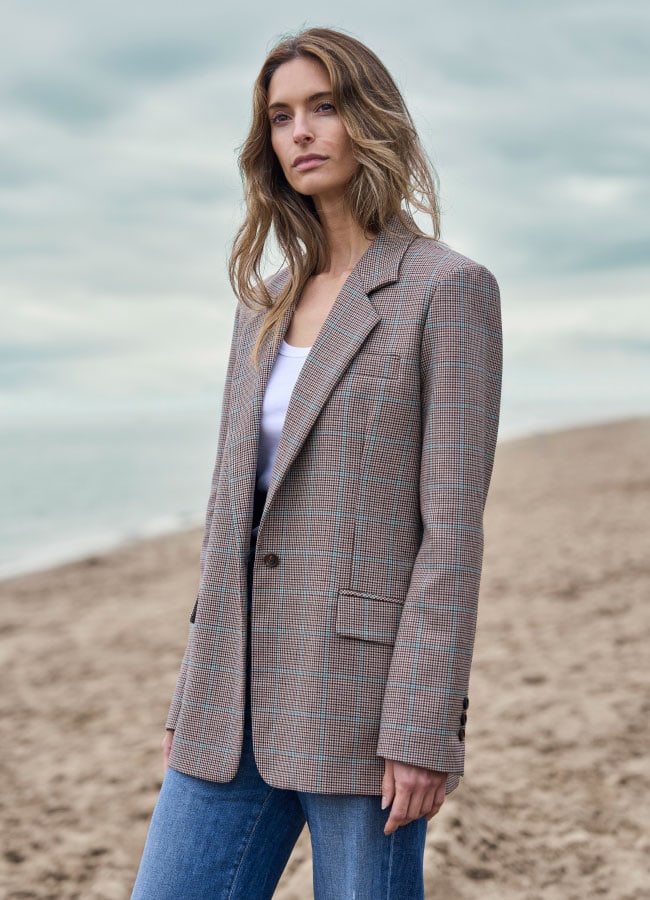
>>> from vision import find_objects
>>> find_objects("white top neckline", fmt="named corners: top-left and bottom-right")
top-left (279, 339), bottom-right (312, 358)
top-left (254, 338), bottom-right (312, 499)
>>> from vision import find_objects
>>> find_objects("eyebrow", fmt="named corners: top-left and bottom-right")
top-left (268, 91), bottom-right (333, 111)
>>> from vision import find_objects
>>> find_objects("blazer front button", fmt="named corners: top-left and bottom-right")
top-left (263, 552), bottom-right (280, 568)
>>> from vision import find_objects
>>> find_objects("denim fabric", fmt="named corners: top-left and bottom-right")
top-left (131, 533), bottom-right (426, 900)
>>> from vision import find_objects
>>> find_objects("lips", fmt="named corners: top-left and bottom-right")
top-left (292, 154), bottom-right (327, 171)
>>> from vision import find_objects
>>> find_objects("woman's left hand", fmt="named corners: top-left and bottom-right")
top-left (381, 759), bottom-right (448, 835)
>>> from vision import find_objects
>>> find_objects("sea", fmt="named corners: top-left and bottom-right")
top-left (1, 332), bottom-right (649, 581)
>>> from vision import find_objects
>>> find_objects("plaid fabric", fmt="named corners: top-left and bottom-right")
top-left (166, 215), bottom-right (502, 796)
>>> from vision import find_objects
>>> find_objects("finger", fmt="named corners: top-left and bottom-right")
top-left (420, 785), bottom-right (438, 819)
top-left (381, 759), bottom-right (395, 811)
top-left (406, 785), bottom-right (428, 823)
top-left (425, 798), bottom-right (443, 821)
top-left (426, 782), bottom-right (446, 821)
top-left (384, 789), bottom-right (410, 835)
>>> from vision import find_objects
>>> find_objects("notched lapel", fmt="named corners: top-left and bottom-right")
top-left (263, 273), bottom-right (380, 517)
top-left (228, 216), bottom-right (419, 548)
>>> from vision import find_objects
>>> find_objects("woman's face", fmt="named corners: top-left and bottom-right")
top-left (267, 56), bottom-right (358, 207)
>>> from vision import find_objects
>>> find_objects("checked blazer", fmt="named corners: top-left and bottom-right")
top-left (165, 215), bottom-right (502, 796)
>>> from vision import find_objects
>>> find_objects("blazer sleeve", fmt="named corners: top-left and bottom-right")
top-left (376, 262), bottom-right (502, 774)
top-left (165, 303), bottom-right (241, 731)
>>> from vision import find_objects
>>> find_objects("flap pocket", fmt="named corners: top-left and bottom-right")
top-left (353, 353), bottom-right (400, 379)
top-left (336, 589), bottom-right (404, 646)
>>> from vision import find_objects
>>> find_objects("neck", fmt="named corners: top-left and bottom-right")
top-left (314, 198), bottom-right (375, 277)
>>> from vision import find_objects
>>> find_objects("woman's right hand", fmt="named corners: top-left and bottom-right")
top-left (162, 729), bottom-right (174, 775)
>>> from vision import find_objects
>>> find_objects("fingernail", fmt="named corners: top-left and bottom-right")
top-left (381, 796), bottom-right (388, 810)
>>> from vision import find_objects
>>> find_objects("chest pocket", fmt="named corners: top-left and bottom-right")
top-left (352, 352), bottom-right (400, 379)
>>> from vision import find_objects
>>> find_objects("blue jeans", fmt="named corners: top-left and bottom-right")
top-left (131, 534), bottom-right (426, 900)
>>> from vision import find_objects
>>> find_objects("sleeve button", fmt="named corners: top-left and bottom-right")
top-left (458, 727), bottom-right (466, 741)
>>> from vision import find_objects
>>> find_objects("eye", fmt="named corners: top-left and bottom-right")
top-left (269, 112), bottom-right (290, 126)
top-left (316, 101), bottom-right (336, 113)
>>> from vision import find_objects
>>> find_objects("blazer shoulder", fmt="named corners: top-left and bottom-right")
top-left (263, 265), bottom-right (291, 299)
top-left (228, 266), bottom-right (290, 336)
top-left (401, 236), bottom-right (499, 293)
top-left (233, 265), bottom-right (291, 308)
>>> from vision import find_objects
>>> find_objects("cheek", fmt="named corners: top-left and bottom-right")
top-left (271, 133), bottom-right (290, 174)
top-left (344, 152), bottom-right (359, 178)
top-left (336, 131), bottom-right (357, 173)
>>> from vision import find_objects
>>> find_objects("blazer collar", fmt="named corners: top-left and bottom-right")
top-left (228, 214), bottom-right (419, 548)
top-left (355, 213), bottom-right (420, 295)
top-left (259, 212), bottom-right (420, 307)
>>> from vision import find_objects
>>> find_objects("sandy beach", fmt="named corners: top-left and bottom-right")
top-left (1, 417), bottom-right (648, 900)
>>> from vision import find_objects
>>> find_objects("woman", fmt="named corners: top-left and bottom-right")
top-left (132, 26), bottom-right (502, 900)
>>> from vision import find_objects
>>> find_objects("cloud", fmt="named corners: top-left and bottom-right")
top-left (96, 39), bottom-right (217, 83)
top-left (1, 0), bottom-right (648, 423)
top-left (10, 76), bottom-right (117, 126)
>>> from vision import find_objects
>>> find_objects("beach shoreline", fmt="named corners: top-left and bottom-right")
top-left (1, 416), bottom-right (648, 899)
top-left (2, 412), bottom-right (644, 586)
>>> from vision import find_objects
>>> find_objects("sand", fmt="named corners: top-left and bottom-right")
top-left (1, 417), bottom-right (648, 899)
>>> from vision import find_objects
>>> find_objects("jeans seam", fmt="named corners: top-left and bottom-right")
top-left (226, 787), bottom-right (277, 900)
top-left (386, 830), bottom-right (396, 900)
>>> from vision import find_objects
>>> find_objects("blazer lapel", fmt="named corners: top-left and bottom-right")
top-left (227, 298), bottom-right (287, 546)
top-left (262, 271), bottom-right (380, 519)
top-left (229, 216), bottom-right (418, 549)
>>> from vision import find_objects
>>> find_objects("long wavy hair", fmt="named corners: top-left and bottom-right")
top-left (228, 27), bottom-right (441, 366)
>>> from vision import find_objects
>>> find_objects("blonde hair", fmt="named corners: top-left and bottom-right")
top-left (228, 27), bottom-right (440, 366)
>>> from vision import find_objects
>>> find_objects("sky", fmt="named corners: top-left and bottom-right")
top-left (1, 0), bottom-right (648, 432)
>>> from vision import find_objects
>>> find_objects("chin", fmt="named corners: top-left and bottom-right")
top-left (293, 178), bottom-right (349, 202)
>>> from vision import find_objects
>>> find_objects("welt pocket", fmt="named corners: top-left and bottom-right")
top-left (352, 353), bottom-right (400, 379)
top-left (335, 589), bottom-right (404, 646)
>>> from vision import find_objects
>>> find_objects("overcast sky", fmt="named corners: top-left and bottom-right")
top-left (2, 0), bottom-right (648, 425)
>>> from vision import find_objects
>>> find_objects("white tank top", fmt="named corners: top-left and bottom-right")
top-left (255, 339), bottom-right (312, 492)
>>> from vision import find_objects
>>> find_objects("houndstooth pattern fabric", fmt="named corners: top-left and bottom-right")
top-left (166, 215), bottom-right (503, 796)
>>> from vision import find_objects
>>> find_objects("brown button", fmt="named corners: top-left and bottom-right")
top-left (458, 727), bottom-right (465, 741)
top-left (460, 712), bottom-right (467, 725)
top-left (462, 697), bottom-right (469, 710)
top-left (263, 552), bottom-right (280, 568)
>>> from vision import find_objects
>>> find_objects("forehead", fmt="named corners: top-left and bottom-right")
top-left (267, 56), bottom-right (332, 105)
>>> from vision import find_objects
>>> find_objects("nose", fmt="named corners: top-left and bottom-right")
top-left (292, 111), bottom-right (313, 144)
